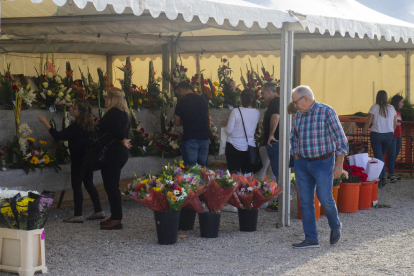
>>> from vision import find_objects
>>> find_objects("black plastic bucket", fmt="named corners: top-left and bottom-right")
top-left (198, 213), bottom-right (221, 238)
top-left (238, 208), bottom-right (259, 232)
top-left (178, 207), bottom-right (197, 231)
top-left (153, 210), bottom-right (180, 245)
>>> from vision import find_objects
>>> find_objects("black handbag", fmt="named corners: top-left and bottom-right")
top-left (238, 108), bottom-right (262, 167)
top-left (84, 122), bottom-right (129, 171)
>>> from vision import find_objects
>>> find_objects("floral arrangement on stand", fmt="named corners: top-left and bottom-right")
top-left (254, 120), bottom-right (264, 147)
top-left (218, 58), bottom-right (241, 108)
top-left (128, 118), bottom-right (158, 157)
top-left (208, 112), bottom-right (220, 156)
top-left (342, 164), bottom-right (368, 183)
top-left (0, 190), bottom-right (55, 230)
top-left (240, 60), bottom-right (263, 108)
top-left (117, 56), bottom-right (133, 108)
top-left (165, 57), bottom-right (190, 93)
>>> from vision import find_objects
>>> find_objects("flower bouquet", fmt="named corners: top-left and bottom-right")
top-left (218, 58), bottom-right (241, 108)
top-left (0, 190), bottom-right (55, 230)
top-left (234, 177), bottom-right (281, 209)
top-left (342, 164), bottom-right (368, 183)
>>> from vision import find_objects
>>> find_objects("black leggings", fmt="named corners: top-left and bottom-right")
top-left (101, 146), bottom-right (129, 220)
top-left (225, 142), bottom-right (252, 174)
top-left (71, 163), bottom-right (102, 216)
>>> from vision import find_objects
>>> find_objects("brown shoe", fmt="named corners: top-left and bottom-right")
top-left (100, 219), bottom-right (122, 230)
top-left (100, 217), bottom-right (113, 226)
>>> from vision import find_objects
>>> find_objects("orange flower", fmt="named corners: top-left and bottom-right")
top-left (124, 64), bottom-right (131, 69)
top-left (66, 70), bottom-right (73, 76)
top-left (104, 76), bottom-right (109, 82)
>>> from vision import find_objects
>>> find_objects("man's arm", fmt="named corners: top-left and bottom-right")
top-left (174, 114), bottom-right (182, 126)
top-left (326, 108), bottom-right (348, 177)
top-left (334, 153), bottom-right (345, 179)
top-left (267, 114), bottom-right (280, 147)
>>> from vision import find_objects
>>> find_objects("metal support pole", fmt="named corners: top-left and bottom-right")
top-left (106, 55), bottom-right (113, 85)
top-left (278, 23), bottom-right (294, 227)
top-left (196, 53), bottom-right (201, 75)
top-left (406, 50), bottom-right (411, 102)
top-left (162, 44), bottom-right (170, 93)
top-left (293, 51), bottom-right (301, 87)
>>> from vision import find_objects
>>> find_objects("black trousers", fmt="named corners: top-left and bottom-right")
top-left (101, 146), bottom-right (129, 220)
top-left (225, 142), bottom-right (253, 174)
top-left (71, 161), bottom-right (102, 216)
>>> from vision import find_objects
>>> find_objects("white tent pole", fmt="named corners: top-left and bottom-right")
top-left (278, 23), bottom-right (294, 227)
top-left (406, 50), bottom-right (411, 102)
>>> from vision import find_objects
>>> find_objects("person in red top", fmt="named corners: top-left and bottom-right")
top-left (387, 95), bottom-right (404, 183)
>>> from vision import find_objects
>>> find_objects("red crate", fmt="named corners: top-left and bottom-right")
top-left (340, 118), bottom-right (413, 172)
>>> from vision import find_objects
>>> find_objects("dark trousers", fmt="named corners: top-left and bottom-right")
top-left (225, 142), bottom-right (252, 174)
top-left (71, 162), bottom-right (102, 216)
top-left (101, 146), bottom-right (129, 220)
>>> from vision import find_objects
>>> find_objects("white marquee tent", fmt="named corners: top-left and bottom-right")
top-left (2, 0), bottom-right (414, 226)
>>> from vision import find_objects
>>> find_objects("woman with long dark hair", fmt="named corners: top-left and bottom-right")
top-left (39, 99), bottom-right (104, 223)
top-left (387, 95), bottom-right (404, 182)
top-left (97, 87), bottom-right (130, 230)
top-left (361, 90), bottom-right (397, 188)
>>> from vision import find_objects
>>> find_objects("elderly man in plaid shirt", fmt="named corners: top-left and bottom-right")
top-left (291, 85), bottom-right (348, 249)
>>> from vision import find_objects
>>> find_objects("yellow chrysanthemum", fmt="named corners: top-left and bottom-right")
top-left (44, 155), bottom-right (50, 164)
top-left (213, 81), bottom-right (219, 87)
top-left (30, 156), bottom-right (39, 165)
top-left (141, 179), bottom-right (150, 184)
top-left (170, 194), bottom-right (177, 202)
top-left (39, 140), bottom-right (47, 145)
top-left (167, 191), bottom-right (173, 197)
top-left (220, 92), bottom-right (224, 96)
top-left (1, 203), bottom-right (14, 217)
top-left (153, 187), bottom-right (161, 192)
top-left (179, 164), bottom-right (185, 169)
top-left (16, 197), bottom-right (35, 213)
top-left (214, 90), bottom-right (218, 96)
top-left (139, 99), bottom-right (142, 104)
top-left (27, 137), bottom-right (35, 142)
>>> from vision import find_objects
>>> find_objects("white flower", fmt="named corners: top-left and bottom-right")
top-left (43, 82), bottom-right (49, 88)
top-left (174, 190), bottom-right (180, 195)
top-left (19, 137), bottom-right (28, 152)
top-left (66, 88), bottom-right (72, 94)
top-left (65, 94), bottom-right (71, 101)
top-left (173, 97), bottom-right (177, 104)
top-left (102, 90), bottom-right (107, 97)
top-left (65, 117), bottom-right (70, 127)
top-left (17, 88), bottom-right (25, 98)
top-left (170, 141), bottom-right (179, 149)
top-left (47, 72), bottom-right (53, 79)
top-left (59, 84), bottom-right (64, 89)
top-left (19, 123), bottom-right (32, 138)
top-left (157, 76), bottom-right (163, 82)
top-left (58, 92), bottom-right (64, 98)
top-left (41, 92), bottom-right (46, 99)
top-left (247, 187), bottom-right (253, 192)
top-left (47, 90), bottom-right (52, 96)
top-left (63, 141), bottom-right (69, 147)
top-left (56, 76), bottom-right (62, 83)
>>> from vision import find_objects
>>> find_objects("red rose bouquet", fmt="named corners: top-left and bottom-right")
top-left (342, 164), bottom-right (368, 183)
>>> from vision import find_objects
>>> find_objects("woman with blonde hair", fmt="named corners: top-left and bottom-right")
top-left (97, 87), bottom-right (130, 230)
top-left (39, 99), bottom-right (104, 223)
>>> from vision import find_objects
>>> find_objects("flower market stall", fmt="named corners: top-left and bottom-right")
top-left (2, 0), bottom-right (414, 228)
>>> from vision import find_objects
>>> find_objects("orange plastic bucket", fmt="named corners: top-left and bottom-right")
top-left (297, 190), bottom-right (320, 219)
top-left (358, 182), bottom-right (373, 210)
top-left (320, 185), bottom-right (340, 216)
top-left (371, 180), bottom-right (379, 207)
top-left (337, 183), bottom-right (361, 213)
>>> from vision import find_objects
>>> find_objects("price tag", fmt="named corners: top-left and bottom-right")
top-left (143, 146), bottom-right (146, 152)
top-left (372, 200), bottom-right (378, 207)
top-left (228, 105), bottom-right (234, 110)
top-left (209, 100), bottom-right (214, 105)
top-left (49, 105), bottom-right (56, 113)
top-left (12, 101), bottom-right (16, 107)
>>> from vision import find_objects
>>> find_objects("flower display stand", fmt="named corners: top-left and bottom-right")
top-left (320, 186), bottom-right (340, 216)
top-left (359, 182), bottom-right (373, 210)
top-left (153, 211), bottom-right (180, 245)
top-left (337, 183), bottom-right (361, 213)
top-left (0, 228), bottom-right (46, 276)
top-left (237, 209), bottom-right (258, 232)
top-left (297, 190), bottom-right (320, 219)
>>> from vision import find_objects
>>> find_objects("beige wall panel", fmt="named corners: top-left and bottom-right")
top-left (52, 53), bottom-right (106, 81)
top-left (2, 53), bottom-right (41, 77)
top-left (301, 51), bottom-right (405, 115)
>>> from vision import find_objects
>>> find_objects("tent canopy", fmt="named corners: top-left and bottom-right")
top-left (1, 0), bottom-right (414, 55)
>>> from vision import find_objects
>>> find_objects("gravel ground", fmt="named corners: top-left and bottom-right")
top-left (1, 179), bottom-right (414, 276)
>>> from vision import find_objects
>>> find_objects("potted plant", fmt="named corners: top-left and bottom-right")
top-left (338, 165), bottom-right (368, 213)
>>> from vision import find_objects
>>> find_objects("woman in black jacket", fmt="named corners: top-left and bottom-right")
top-left (97, 87), bottom-right (130, 230)
top-left (39, 99), bottom-right (104, 223)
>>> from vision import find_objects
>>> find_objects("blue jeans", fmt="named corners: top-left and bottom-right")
top-left (370, 132), bottom-right (393, 185)
top-left (181, 139), bottom-right (209, 167)
top-left (387, 136), bottom-right (402, 175)
top-left (266, 141), bottom-right (279, 181)
top-left (295, 155), bottom-right (340, 242)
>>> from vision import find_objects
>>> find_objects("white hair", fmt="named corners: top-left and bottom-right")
top-left (293, 85), bottom-right (314, 100)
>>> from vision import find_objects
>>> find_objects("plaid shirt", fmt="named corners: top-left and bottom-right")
top-left (291, 101), bottom-right (348, 158)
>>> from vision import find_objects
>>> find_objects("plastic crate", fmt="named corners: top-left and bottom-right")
top-left (340, 118), bottom-right (413, 172)
top-left (0, 228), bottom-right (47, 276)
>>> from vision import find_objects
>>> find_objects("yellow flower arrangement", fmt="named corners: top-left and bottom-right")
top-left (179, 163), bottom-right (185, 169)
top-left (39, 140), bottom-right (47, 145)
top-left (27, 137), bottom-right (35, 142)
top-left (153, 187), bottom-right (162, 192)
top-left (141, 179), bottom-right (150, 184)
top-left (1, 203), bottom-right (14, 217)
top-left (44, 155), bottom-right (50, 164)
top-left (30, 156), bottom-right (39, 165)
top-left (16, 197), bottom-right (35, 213)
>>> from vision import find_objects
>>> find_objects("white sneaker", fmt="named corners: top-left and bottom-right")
top-left (221, 204), bottom-right (238, 213)
top-left (260, 202), bottom-right (268, 209)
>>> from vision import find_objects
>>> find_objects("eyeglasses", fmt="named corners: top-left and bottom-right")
top-left (292, 96), bottom-right (304, 105)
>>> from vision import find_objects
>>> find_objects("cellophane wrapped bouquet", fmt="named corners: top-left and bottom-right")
top-left (234, 176), bottom-right (281, 209)
top-left (0, 189), bottom-right (54, 230)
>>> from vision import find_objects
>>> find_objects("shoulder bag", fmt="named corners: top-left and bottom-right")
top-left (238, 108), bottom-right (262, 167)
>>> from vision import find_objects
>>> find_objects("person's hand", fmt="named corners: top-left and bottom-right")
top-left (221, 118), bottom-right (228, 127)
top-left (267, 135), bottom-right (278, 147)
top-left (38, 115), bottom-right (47, 125)
top-left (333, 163), bottom-right (342, 179)
top-left (294, 153), bottom-right (299, 161)
top-left (120, 139), bottom-right (132, 149)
